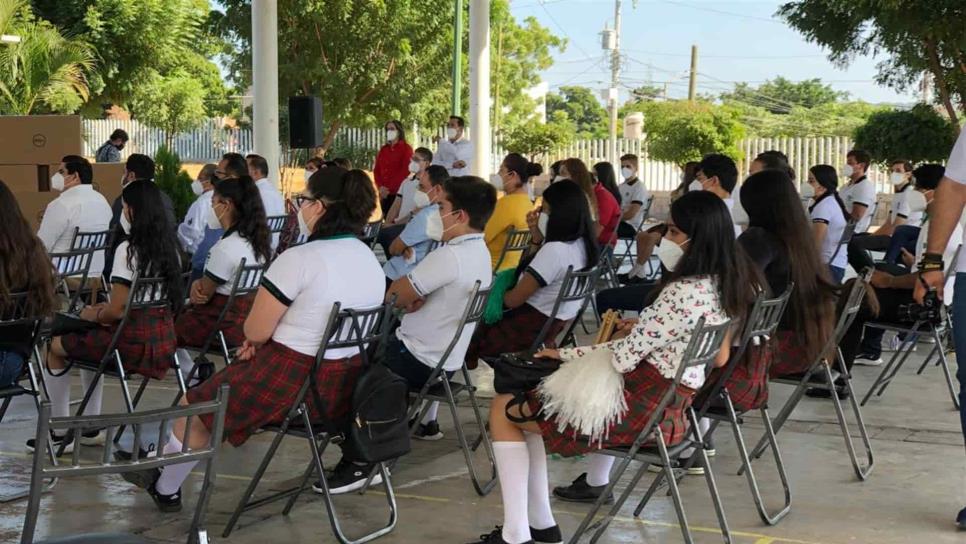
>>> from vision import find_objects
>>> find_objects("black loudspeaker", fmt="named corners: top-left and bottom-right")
top-left (288, 96), bottom-right (324, 148)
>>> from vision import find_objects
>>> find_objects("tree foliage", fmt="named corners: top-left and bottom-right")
top-left (501, 113), bottom-right (574, 161)
top-left (724, 99), bottom-right (888, 138)
top-left (630, 100), bottom-right (745, 166)
top-left (720, 76), bottom-right (848, 113)
top-left (545, 86), bottom-right (607, 139)
top-left (778, 0), bottom-right (966, 125)
top-left (153, 145), bottom-right (195, 222)
top-left (133, 71), bottom-right (207, 149)
top-left (853, 104), bottom-right (958, 164)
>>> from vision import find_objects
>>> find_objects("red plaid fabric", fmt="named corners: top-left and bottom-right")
top-left (175, 293), bottom-right (254, 349)
top-left (61, 307), bottom-right (176, 380)
top-left (466, 303), bottom-right (563, 369)
top-left (529, 361), bottom-right (695, 458)
top-left (700, 341), bottom-right (772, 413)
top-left (275, 209), bottom-right (300, 255)
top-left (768, 331), bottom-right (811, 378)
top-left (187, 340), bottom-right (363, 447)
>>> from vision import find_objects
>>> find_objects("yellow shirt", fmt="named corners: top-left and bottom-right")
top-left (484, 192), bottom-right (534, 271)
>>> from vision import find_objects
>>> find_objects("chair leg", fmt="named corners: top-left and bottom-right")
top-left (727, 397), bottom-right (791, 525)
top-left (861, 339), bottom-right (911, 406)
top-left (826, 357), bottom-right (874, 480)
top-left (650, 436), bottom-right (695, 544)
top-left (871, 335), bottom-right (921, 399)
top-left (748, 371), bottom-right (813, 462)
top-left (931, 328), bottom-right (960, 411)
top-left (447, 381), bottom-right (497, 496)
top-left (567, 448), bottom-right (640, 544)
top-left (222, 423), bottom-right (297, 537)
top-left (113, 375), bottom-right (150, 445)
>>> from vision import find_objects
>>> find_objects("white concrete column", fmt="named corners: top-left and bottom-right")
top-left (469, 0), bottom-right (491, 179)
top-left (251, 0), bottom-right (280, 185)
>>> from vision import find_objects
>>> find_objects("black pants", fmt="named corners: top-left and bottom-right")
top-left (839, 286), bottom-right (912, 370)
top-left (596, 283), bottom-right (654, 316)
top-left (380, 194), bottom-right (398, 219)
top-left (617, 221), bottom-right (637, 239)
top-left (383, 335), bottom-right (453, 390)
top-left (847, 233), bottom-right (892, 272)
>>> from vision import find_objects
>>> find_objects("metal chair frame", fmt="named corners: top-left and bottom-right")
top-left (613, 195), bottom-right (653, 272)
top-left (222, 302), bottom-right (398, 544)
top-left (50, 249), bottom-right (96, 314)
top-left (492, 227), bottom-right (532, 273)
top-left (827, 220), bottom-right (857, 266)
top-left (69, 227), bottom-right (114, 302)
top-left (359, 220), bottom-right (383, 250)
top-left (266, 214), bottom-right (288, 234)
top-left (528, 266), bottom-right (600, 352)
top-left (21, 386), bottom-right (229, 544)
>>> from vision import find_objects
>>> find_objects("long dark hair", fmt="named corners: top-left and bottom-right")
top-left (518, 180), bottom-right (599, 279)
top-left (0, 180), bottom-right (55, 316)
top-left (741, 170), bottom-right (838, 363)
top-left (306, 167), bottom-right (376, 237)
top-left (385, 120), bottom-right (406, 143)
top-left (656, 191), bottom-right (760, 320)
top-left (562, 158), bottom-right (597, 213)
top-left (809, 164), bottom-right (850, 222)
top-left (593, 162), bottom-right (622, 205)
top-left (213, 176), bottom-right (273, 264)
top-left (121, 180), bottom-right (184, 311)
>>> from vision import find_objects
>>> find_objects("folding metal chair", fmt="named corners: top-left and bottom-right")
top-left (50, 249), bottom-right (96, 314)
top-left (177, 259), bottom-right (266, 394)
top-left (530, 266), bottom-right (600, 351)
top-left (428, 239), bottom-right (446, 253)
top-left (492, 228), bottom-right (532, 272)
top-left (222, 303), bottom-right (398, 544)
top-left (0, 291), bottom-right (56, 503)
top-left (860, 246), bottom-right (962, 410)
top-left (266, 214), bottom-right (288, 235)
top-left (828, 220), bottom-right (856, 266)
top-left (359, 219), bottom-right (383, 250)
top-left (690, 287), bottom-right (794, 525)
top-left (749, 270), bottom-right (875, 480)
top-left (21, 386), bottom-right (229, 544)
top-left (613, 195), bottom-right (653, 272)
top-left (568, 317), bottom-right (734, 544)
top-left (69, 227), bottom-right (114, 300)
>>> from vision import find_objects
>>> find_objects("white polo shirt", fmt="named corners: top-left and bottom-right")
top-left (888, 185), bottom-right (921, 226)
top-left (721, 197), bottom-right (744, 238)
top-left (110, 240), bottom-right (166, 301)
top-left (947, 131), bottom-right (966, 272)
top-left (810, 195), bottom-right (849, 269)
top-left (839, 176), bottom-right (876, 233)
top-left (178, 190), bottom-right (213, 254)
top-left (255, 178), bottom-right (287, 249)
top-left (618, 178), bottom-right (650, 230)
top-left (204, 230), bottom-right (265, 295)
top-left (37, 184), bottom-right (112, 276)
top-left (397, 176), bottom-right (420, 220)
top-left (261, 235), bottom-right (384, 358)
top-left (433, 137), bottom-right (473, 177)
top-left (524, 240), bottom-right (589, 321)
top-left (397, 233), bottom-right (492, 371)
top-left (913, 218), bottom-right (961, 305)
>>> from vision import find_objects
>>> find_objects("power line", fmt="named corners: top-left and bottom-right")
top-left (623, 48), bottom-right (827, 60)
top-left (536, 0), bottom-right (597, 61)
top-left (662, 0), bottom-right (785, 25)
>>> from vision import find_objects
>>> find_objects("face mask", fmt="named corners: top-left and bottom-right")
top-left (656, 238), bottom-right (688, 271)
top-left (552, 175), bottom-right (565, 183)
top-left (490, 173), bottom-right (503, 187)
top-left (206, 203), bottom-right (224, 230)
top-left (413, 189), bottom-right (432, 209)
top-left (907, 190), bottom-right (928, 214)
top-left (889, 172), bottom-right (907, 186)
top-left (51, 172), bottom-right (65, 192)
top-left (120, 211), bottom-right (132, 235)
top-left (840, 164), bottom-right (854, 178)
top-left (304, 170), bottom-right (314, 183)
top-left (537, 212), bottom-right (550, 237)
top-left (688, 180), bottom-right (703, 192)
top-left (121, 173), bottom-right (130, 188)
top-left (426, 210), bottom-right (459, 241)
top-left (191, 180), bottom-right (204, 196)
top-left (621, 167), bottom-right (634, 180)
top-left (408, 160), bottom-right (421, 174)
top-left (297, 207), bottom-right (312, 237)
top-left (115, 143), bottom-right (125, 151)
top-left (386, 129), bottom-right (398, 142)
top-left (446, 127), bottom-right (458, 140)
top-left (800, 182), bottom-right (815, 199)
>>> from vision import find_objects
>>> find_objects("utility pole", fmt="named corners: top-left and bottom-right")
top-left (451, 0), bottom-right (463, 116)
top-left (688, 44), bottom-right (698, 102)
top-left (608, 0), bottom-right (622, 166)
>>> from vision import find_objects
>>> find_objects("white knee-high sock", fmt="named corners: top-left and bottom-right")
top-left (421, 401), bottom-right (439, 424)
top-left (682, 417), bottom-right (712, 458)
top-left (44, 368), bottom-right (71, 420)
top-left (175, 348), bottom-right (194, 381)
top-left (493, 441), bottom-right (532, 544)
top-left (155, 434), bottom-right (198, 496)
top-left (586, 454), bottom-right (615, 487)
top-left (524, 432), bottom-right (556, 531)
top-left (79, 370), bottom-right (103, 416)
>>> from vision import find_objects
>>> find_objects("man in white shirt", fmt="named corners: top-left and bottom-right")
top-left (38, 155), bottom-right (113, 277)
top-left (246, 154), bottom-right (286, 249)
top-left (694, 153), bottom-right (742, 238)
top-left (838, 149), bottom-right (877, 233)
top-left (176, 163), bottom-right (217, 255)
top-left (433, 116), bottom-right (473, 177)
top-left (616, 153), bottom-right (650, 238)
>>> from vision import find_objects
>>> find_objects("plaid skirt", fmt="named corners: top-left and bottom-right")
top-left (61, 307), bottom-right (176, 380)
top-left (529, 361), bottom-right (695, 457)
top-left (175, 294), bottom-right (254, 349)
top-left (767, 331), bottom-right (811, 378)
top-left (187, 339), bottom-right (363, 447)
top-left (699, 342), bottom-right (772, 413)
top-left (466, 303), bottom-right (563, 369)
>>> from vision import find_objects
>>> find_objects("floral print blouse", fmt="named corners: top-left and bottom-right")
top-left (557, 276), bottom-right (727, 390)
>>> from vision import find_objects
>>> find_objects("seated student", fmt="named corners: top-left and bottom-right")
top-left (485, 153), bottom-right (538, 271)
top-left (278, 157), bottom-right (326, 254)
top-left (379, 147), bottom-right (433, 256)
top-left (559, 158), bottom-right (599, 226)
top-left (468, 191), bottom-right (758, 544)
top-left (616, 153), bottom-right (650, 239)
top-left (383, 165), bottom-right (450, 286)
top-left (0, 180), bottom-right (56, 388)
top-left (177, 163), bottom-right (218, 255)
top-left (748, 150), bottom-right (795, 179)
top-left (806, 164), bottom-right (851, 283)
top-left (30, 180), bottom-right (184, 453)
top-left (466, 180), bottom-right (599, 366)
top-left (548, 160), bottom-right (563, 182)
top-left (591, 162), bottom-right (622, 248)
top-left (839, 149), bottom-right (877, 234)
top-left (191, 153), bottom-right (250, 280)
top-left (174, 176), bottom-right (273, 380)
top-left (119, 166), bottom-right (384, 511)
top-left (848, 159), bottom-right (921, 272)
top-left (323, 176), bottom-right (496, 487)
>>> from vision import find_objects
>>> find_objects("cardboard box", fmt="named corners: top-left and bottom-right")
top-left (92, 162), bottom-right (126, 204)
top-left (13, 190), bottom-right (58, 230)
top-left (0, 115), bottom-right (82, 165)
top-left (0, 165), bottom-right (44, 193)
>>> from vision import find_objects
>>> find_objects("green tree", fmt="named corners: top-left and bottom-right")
top-left (778, 0), bottom-right (966, 126)
top-left (721, 76), bottom-right (848, 113)
top-left (153, 145), bottom-right (194, 222)
top-left (545, 86), bottom-right (607, 139)
top-left (132, 71), bottom-right (207, 149)
top-left (501, 113), bottom-right (574, 162)
top-left (853, 104), bottom-right (958, 164)
top-left (0, 0), bottom-right (95, 114)
top-left (726, 99), bottom-right (888, 138)
top-left (632, 100), bottom-right (745, 166)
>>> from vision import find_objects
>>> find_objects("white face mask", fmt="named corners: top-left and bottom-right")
top-left (120, 211), bottom-right (132, 235)
top-left (490, 173), bottom-right (503, 187)
top-left (191, 180), bottom-right (204, 196)
top-left (426, 210), bottom-right (458, 241)
top-left (907, 189), bottom-right (928, 214)
top-left (840, 164), bottom-right (854, 178)
top-left (303, 170), bottom-right (314, 183)
top-left (537, 212), bottom-right (550, 237)
top-left (51, 172), bottom-right (65, 192)
top-left (386, 129), bottom-right (398, 142)
top-left (552, 175), bottom-right (565, 183)
top-left (446, 127), bottom-right (459, 140)
top-left (297, 207), bottom-right (312, 237)
top-left (408, 160), bottom-right (421, 174)
top-left (413, 189), bottom-right (432, 209)
top-left (688, 180), bottom-right (703, 192)
top-left (656, 238), bottom-right (688, 271)
top-left (121, 173), bottom-right (131, 188)
top-left (621, 167), bottom-right (634, 180)
top-left (206, 203), bottom-right (223, 230)
top-left (889, 172), bottom-right (907, 186)
top-left (800, 182), bottom-right (815, 199)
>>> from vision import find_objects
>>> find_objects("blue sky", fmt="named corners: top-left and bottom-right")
top-left (510, 0), bottom-right (919, 105)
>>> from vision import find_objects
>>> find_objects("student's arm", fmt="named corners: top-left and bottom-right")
top-left (621, 202), bottom-right (641, 222)
top-left (811, 221), bottom-right (828, 250)
top-left (850, 203), bottom-right (868, 222)
top-left (386, 195), bottom-right (402, 224)
top-left (503, 273), bottom-right (540, 309)
top-left (388, 248), bottom-right (457, 313)
top-left (78, 282), bottom-right (129, 324)
top-left (189, 277), bottom-right (218, 305)
top-left (870, 270), bottom-right (916, 290)
top-left (388, 235), bottom-right (408, 257)
top-left (243, 287), bottom-right (288, 345)
top-left (387, 277), bottom-right (422, 312)
top-left (36, 200), bottom-right (65, 251)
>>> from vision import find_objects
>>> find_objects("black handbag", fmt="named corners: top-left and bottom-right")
top-left (50, 312), bottom-right (100, 336)
top-left (491, 352), bottom-right (562, 424)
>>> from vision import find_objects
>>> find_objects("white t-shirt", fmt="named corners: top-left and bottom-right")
top-left (204, 230), bottom-right (265, 295)
top-left (839, 176), bottom-right (876, 233)
top-left (945, 130), bottom-right (966, 272)
top-left (912, 218), bottom-right (961, 305)
top-left (262, 235), bottom-right (384, 358)
top-left (433, 137), bottom-right (473, 177)
top-left (721, 197), bottom-right (743, 238)
top-left (177, 190), bottom-right (213, 254)
top-left (524, 240), bottom-right (589, 320)
top-left (397, 233), bottom-right (492, 371)
top-left (110, 240), bottom-right (166, 302)
top-left (256, 178), bottom-right (287, 249)
top-left (397, 176), bottom-right (419, 220)
top-left (37, 184), bottom-right (113, 276)
top-left (618, 179), bottom-right (650, 229)
top-left (810, 195), bottom-right (849, 269)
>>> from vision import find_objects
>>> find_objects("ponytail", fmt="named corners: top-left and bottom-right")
top-left (307, 167), bottom-right (376, 237)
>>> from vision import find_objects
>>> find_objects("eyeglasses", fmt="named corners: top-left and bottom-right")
top-left (294, 195), bottom-right (317, 208)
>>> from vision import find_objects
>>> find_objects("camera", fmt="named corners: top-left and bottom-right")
top-left (897, 288), bottom-right (944, 325)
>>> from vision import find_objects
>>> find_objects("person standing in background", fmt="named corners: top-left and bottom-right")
top-left (434, 116), bottom-right (473, 177)
top-left (374, 120), bottom-right (414, 213)
top-left (95, 129), bottom-right (129, 163)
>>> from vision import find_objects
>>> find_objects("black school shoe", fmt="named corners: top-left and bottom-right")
top-left (313, 458), bottom-right (383, 495)
top-left (805, 377), bottom-right (851, 399)
top-left (467, 527), bottom-right (534, 544)
top-left (147, 481), bottom-right (182, 513)
top-left (413, 420), bottom-right (444, 441)
top-left (957, 506), bottom-right (966, 530)
top-left (530, 525), bottom-right (563, 544)
top-left (552, 473), bottom-right (614, 504)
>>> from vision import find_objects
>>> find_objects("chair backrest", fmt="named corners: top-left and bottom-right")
top-left (196, 259), bottom-right (266, 356)
top-left (640, 194), bottom-right (654, 223)
top-left (435, 281), bottom-right (492, 372)
top-left (0, 291), bottom-right (44, 359)
top-left (266, 214), bottom-right (288, 234)
top-left (69, 227), bottom-right (113, 253)
top-left (829, 220), bottom-right (857, 264)
top-left (806, 269), bottom-right (870, 372)
top-left (89, 273), bottom-right (172, 366)
top-left (316, 302), bottom-right (394, 367)
top-left (493, 228), bottom-right (532, 272)
top-left (49, 249), bottom-right (95, 311)
top-left (528, 266), bottom-right (600, 352)
top-left (21, 386), bottom-right (230, 544)
top-left (359, 220), bottom-right (382, 248)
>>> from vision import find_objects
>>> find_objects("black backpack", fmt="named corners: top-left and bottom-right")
top-left (343, 355), bottom-right (411, 464)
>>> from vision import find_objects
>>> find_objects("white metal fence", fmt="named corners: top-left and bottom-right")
top-left (83, 119), bottom-right (254, 164)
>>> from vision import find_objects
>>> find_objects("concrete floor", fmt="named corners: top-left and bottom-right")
top-left (2, 339), bottom-right (964, 544)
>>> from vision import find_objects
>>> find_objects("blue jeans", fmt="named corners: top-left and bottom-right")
top-left (828, 265), bottom-right (845, 284)
top-left (884, 225), bottom-right (920, 265)
top-left (952, 274), bottom-right (966, 448)
top-left (0, 350), bottom-right (24, 388)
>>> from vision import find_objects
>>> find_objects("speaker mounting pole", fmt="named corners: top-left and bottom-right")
top-left (252, 0), bottom-right (280, 185)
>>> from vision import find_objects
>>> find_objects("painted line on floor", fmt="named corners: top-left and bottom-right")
top-left (394, 469), bottom-right (470, 490)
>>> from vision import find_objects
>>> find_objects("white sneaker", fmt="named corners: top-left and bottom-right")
top-left (853, 353), bottom-right (884, 366)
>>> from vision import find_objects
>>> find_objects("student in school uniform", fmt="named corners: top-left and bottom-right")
top-left (29, 180), bottom-right (184, 453)
top-left (806, 165), bottom-right (851, 283)
top-left (616, 153), bottom-right (650, 239)
top-left (174, 176), bottom-right (273, 380)
top-left (118, 166), bottom-right (385, 512)
top-left (837, 149), bottom-right (877, 234)
top-left (380, 147), bottom-right (434, 256)
top-left (382, 165), bottom-right (450, 287)
top-left (466, 180), bottom-right (599, 367)
top-left (848, 159), bottom-right (920, 272)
